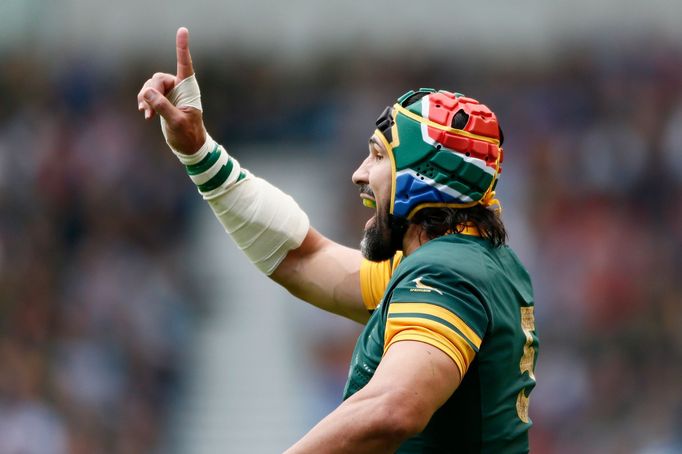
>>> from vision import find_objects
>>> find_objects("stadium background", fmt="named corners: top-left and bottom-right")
top-left (1, 0), bottom-right (682, 452)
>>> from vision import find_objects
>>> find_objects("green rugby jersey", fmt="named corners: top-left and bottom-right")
top-left (346, 233), bottom-right (538, 453)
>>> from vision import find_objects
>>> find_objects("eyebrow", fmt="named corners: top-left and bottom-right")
top-left (368, 137), bottom-right (381, 147)
top-left (369, 136), bottom-right (386, 153)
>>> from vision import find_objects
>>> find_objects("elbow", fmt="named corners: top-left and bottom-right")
top-left (370, 389), bottom-right (433, 443)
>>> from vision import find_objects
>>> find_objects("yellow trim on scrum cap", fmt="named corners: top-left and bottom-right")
top-left (374, 128), bottom-right (398, 216)
top-left (393, 104), bottom-right (501, 146)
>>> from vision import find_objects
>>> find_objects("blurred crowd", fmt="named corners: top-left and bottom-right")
top-left (509, 46), bottom-right (682, 453)
top-left (1, 37), bottom-right (682, 453)
top-left (0, 59), bottom-right (199, 453)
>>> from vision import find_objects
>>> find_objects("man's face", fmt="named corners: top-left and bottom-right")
top-left (352, 133), bottom-right (397, 261)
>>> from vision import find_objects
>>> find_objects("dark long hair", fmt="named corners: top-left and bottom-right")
top-left (410, 205), bottom-right (507, 247)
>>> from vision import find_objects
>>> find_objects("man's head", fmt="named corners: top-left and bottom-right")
top-left (352, 88), bottom-right (505, 260)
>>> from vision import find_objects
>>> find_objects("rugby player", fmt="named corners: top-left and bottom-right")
top-left (138, 27), bottom-right (538, 454)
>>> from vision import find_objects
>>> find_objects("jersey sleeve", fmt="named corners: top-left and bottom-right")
top-left (384, 264), bottom-right (489, 377)
top-left (359, 251), bottom-right (403, 311)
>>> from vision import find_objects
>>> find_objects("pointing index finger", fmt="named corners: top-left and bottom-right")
top-left (176, 27), bottom-right (194, 81)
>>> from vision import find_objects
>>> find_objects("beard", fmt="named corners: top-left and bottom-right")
top-left (360, 206), bottom-right (404, 262)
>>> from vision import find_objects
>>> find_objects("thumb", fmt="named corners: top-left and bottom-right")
top-left (143, 88), bottom-right (180, 123)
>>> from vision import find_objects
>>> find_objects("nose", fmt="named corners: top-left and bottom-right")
top-left (352, 156), bottom-right (371, 186)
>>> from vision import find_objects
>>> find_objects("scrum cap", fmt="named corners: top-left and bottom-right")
top-left (374, 88), bottom-right (504, 220)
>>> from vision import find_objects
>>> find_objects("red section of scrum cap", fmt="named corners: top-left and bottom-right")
top-left (427, 92), bottom-right (457, 126)
top-left (428, 93), bottom-right (500, 141)
top-left (431, 91), bottom-right (458, 108)
top-left (468, 139), bottom-right (490, 161)
top-left (430, 127), bottom-right (469, 152)
top-left (460, 100), bottom-right (498, 137)
top-left (427, 126), bottom-right (500, 171)
top-left (438, 90), bottom-right (457, 99)
top-left (487, 143), bottom-right (500, 163)
top-left (424, 91), bottom-right (503, 171)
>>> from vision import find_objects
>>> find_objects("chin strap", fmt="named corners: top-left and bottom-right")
top-left (479, 146), bottom-right (503, 214)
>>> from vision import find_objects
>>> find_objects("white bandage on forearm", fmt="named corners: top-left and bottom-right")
top-left (207, 165), bottom-right (310, 274)
top-left (163, 76), bottom-right (310, 274)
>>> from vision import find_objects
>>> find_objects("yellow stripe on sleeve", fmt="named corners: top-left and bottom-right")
top-left (388, 302), bottom-right (482, 349)
top-left (359, 251), bottom-right (403, 310)
top-left (384, 321), bottom-right (474, 377)
top-left (383, 302), bottom-right (482, 377)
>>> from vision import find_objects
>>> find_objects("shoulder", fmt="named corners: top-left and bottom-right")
top-left (396, 234), bottom-right (491, 283)
top-left (385, 236), bottom-right (492, 352)
top-left (388, 235), bottom-right (494, 307)
top-left (388, 234), bottom-right (530, 311)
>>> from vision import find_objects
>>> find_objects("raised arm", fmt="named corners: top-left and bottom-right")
top-left (138, 28), bottom-right (369, 323)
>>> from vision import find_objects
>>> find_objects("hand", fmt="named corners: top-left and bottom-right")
top-left (137, 27), bottom-right (206, 155)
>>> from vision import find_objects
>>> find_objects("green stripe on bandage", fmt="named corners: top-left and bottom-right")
top-left (387, 312), bottom-right (479, 352)
top-left (237, 171), bottom-right (246, 182)
top-left (186, 145), bottom-right (221, 176)
top-left (198, 158), bottom-right (234, 192)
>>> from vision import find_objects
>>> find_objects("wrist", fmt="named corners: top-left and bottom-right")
top-left (175, 136), bottom-right (247, 198)
top-left (172, 134), bottom-right (215, 165)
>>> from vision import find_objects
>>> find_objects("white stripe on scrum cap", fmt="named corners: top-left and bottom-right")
top-left (420, 95), bottom-right (437, 146)
top-left (396, 168), bottom-right (474, 203)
